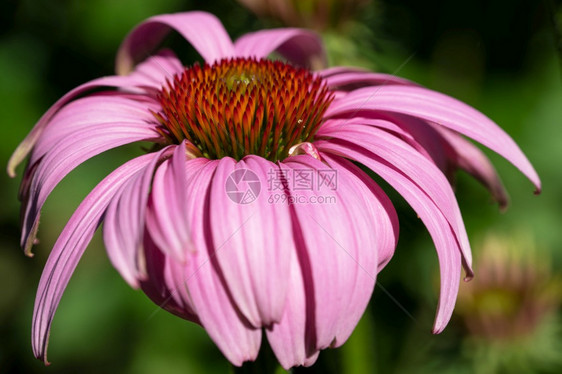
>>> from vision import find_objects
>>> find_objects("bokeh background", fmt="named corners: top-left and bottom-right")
top-left (1, 0), bottom-right (561, 373)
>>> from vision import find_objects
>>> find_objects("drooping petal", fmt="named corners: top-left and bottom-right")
top-left (319, 153), bottom-right (398, 344)
top-left (166, 160), bottom-right (262, 366)
top-left (433, 126), bottom-right (509, 209)
top-left (266, 249), bottom-right (318, 369)
top-left (280, 155), bottom-right (378, 350)
top-left (353, 113), bottom-right (509, 208)
top-left (21, 98), bottom-right (160, 255)
top-left (30, 95), bottom-right (160, 165)
top-left (322, 153), bottom-right (399, 270)
top-left (318, 122), bottom-right (472, 275)
top-left (32, 153), bottom-right (157, 364)
top-left (145, 143), bottom-right (205, 262)
top-left (316, 139), bottom-right (463, 333)
top-left (103, 146), bottom-right (173, 288)
top-left (209, 156), bottom-right (294, 327)
top-left (234, 29), bottom-right (326, 69)
top-left (325, 85), bottom-right (541, 192)
top-left (116, 12), bottom-right (234, 74)
top-left (8, 77), bottom-right (143, 177)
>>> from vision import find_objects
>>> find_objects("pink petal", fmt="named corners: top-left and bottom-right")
top-left (145, 143), bottom-right (207, 262)
top-left (319, 117), bottom-right (438, 166)
top-left (209, 156), bottom-right (294, 327)
top-left (279, 155), bottom-right (379, 350)
top-left (116, 12), bottom-right (234, 74)
top-left (30, 95), bottom-right (160, 165)
top-left (21, 102), bottom-right (159, 256)
top-left (7, 77), bottom-right (142, 177)
top-left (234, 28), bottom-right (326, 69)
top-left (325, 85), bottom-right (541, 192)
top-left (266, 252), bottom-right (318, 369)
top-left (141, 227), bottom-right (199, 323)
top-left (434, 126), bottom-right (509, 209)
top-left (316, 140), bottom-right (463, 333)
top-left (167, 160), bottom-right (262, 366)
top-left (32, 153), bottom-right (156, 364)
top-left (351, 113), bottom-right (509, 207)
top-left (322, 153), bottom-right (399, 271)
top-left (319, 153), bottom-right (398, 344)
top-left (103, 146), bottom-right (173, 288)
top-left (126, 49), bottom-right (184, 89)
top-left (318, 123), bottom-right (472, 275)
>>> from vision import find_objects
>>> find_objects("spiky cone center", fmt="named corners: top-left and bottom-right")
top-left (153, 57), bottom-right (333, 161)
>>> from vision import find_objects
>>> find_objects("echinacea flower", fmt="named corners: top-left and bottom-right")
top-left (9, 11), bottom-right (540, 369)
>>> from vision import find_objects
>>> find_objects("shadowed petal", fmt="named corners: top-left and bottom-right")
top-left (167, 160), bottom-right (262, 366)
top-left (145, 142), bottom-right (204, 263)
top-left (32, 153), bottom-right (157, 364)
top-left (316, 140), bottom-right (463, 333)
top-left (209, 156), bottom-right (294, 327)
top-left (103, 146), bottom-right (173, 288)
top-left (266, 251), bottom-right (318, 369)
top-left (280, 155), bottom-right (378, 350)
top-left (325, 85), bottom-right (541, 192)
top-left (322, 153), bottom-right (399, 271)
top-left (234, 29), bottom-right (326, 69)
top-left (116, 12), bottom-right (234, 74)
top-left (319, 153), bottom-right (398, 344)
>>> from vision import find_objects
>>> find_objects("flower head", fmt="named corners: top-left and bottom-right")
top-left (9, 11), bottom-right (540, 369)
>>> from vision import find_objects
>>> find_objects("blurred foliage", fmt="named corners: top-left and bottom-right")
top-left (1, 0), bottom-right (561, 373)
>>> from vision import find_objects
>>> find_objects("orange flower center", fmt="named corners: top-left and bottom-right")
top-left (153, 58), bottom-right (333, 161)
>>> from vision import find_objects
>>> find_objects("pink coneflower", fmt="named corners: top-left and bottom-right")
top-left (9, 11), bottom-right (540, 369)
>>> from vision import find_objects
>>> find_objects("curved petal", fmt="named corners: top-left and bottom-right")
top-left (325, 85), bottom-right (541, 192)
top-left (348, 113), bottom-right (509, 208)
top-left (30, 95), bottom-right (160, 165)
top-left (318, 123), bottom-right (472, 275)
top-left (8, 77), bottom-right (143, 177)
top-left (116, 12), bottom-right (234, 74)
top-left (434, 126), bottom-right (509, 210)
top-left (319, 153), bottom-right (398, 344)
top-left (209, 156), bottom-right (294, 327)
top-left (167, 160), bottom-right (262, 366)
top-left (280, 155), bottom-right (378, 350)
top-left (145, 144), bottom-right (208, 262)
top-left (316, 139), bottom-right (463, 333)
top-left (103, 146), bottom-right (173, 288)
top-left (32, 153), bottom-right (156, 364)
top-left (266, 250), bottom-right (319, 369)
top-left (322, 153), bottom-right (399, 271)
top-left (234, 29), bottom-right (326, 69)
top-left (21, 107), bottom-right (159, 256)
